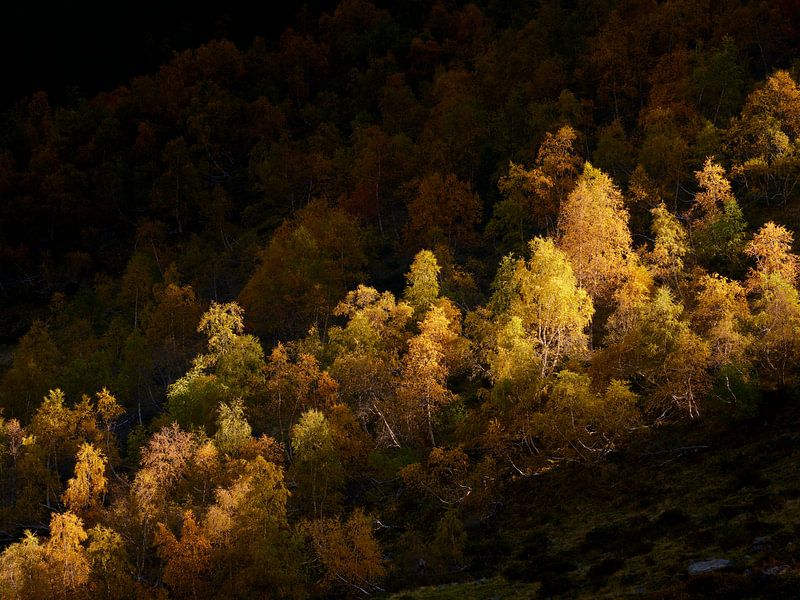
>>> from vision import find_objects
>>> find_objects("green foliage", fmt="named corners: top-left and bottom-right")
top-left (693, 200), bottom-right (748, 274)
top-left (214, 399), bottom-right (252, 456)
top-left (637, 111), bottom-right (689, 197)
top-left (197, 301), bottom-right (246, 358)
top-left (404, 250), bottom-right (442, 319)
top-left (290, 409), bottom-right (344, 516)
top-left (691, 37), bottom-right (746, 124)
top-left (167, 302), bottom-right (265, 431)
top-left (648, 203), bottom-right (689, 283)
top-left (595, 287), bottom-right (711, 418)
top-left (86, 525), bottom-right (134, 599)
top-left (531, 371), bottom-right (639, 461)
top-left (709, 364), bottom-right (761, 421)
top-left (749, 273), bottom-right (800, 388)
top-left (329, 285), bottom-right (413, 358)
top-left (429, 510), bottom-right (467, 573)
top-left (167, 370), bottom-right (228, 431)
top-left (488, 237), bottom-right (593, 383)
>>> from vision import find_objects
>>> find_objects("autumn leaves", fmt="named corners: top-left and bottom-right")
top-left (4, 167), bottom-right (800, 597)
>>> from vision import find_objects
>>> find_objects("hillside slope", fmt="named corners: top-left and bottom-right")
top-left (393, 398), bottom-right (800, 598)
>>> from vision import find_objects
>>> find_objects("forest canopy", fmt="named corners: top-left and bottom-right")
top-left (2, 0), bottom-right (800, 597)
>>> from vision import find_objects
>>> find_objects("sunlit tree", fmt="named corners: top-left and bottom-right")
top-left (83, 525), bottom-right (132, 599)
top-left (558, 162), bottom-right (632, 302)
top-left (214, 399), bottom-right (253, 457)
top-left (749, 273), bottom-right (800, 389)
top-left (531, 371), bottom-right (639, 462)
top-left (648, 203), bottom-right (689, 285)
top-left (0, 531), bottom-right (50, 599)
top-left (168, 302), bottom-right (265, 431)
top-left (490, 125), bottom-right (581, 248)
top-left (488, 238), bottom-right (593, 382)
top-left (45, 511), bottom-right (90, 596)
top-left (62, 443), bottom-right (107, 522)
top-left (397, 306), bottom-right (458, 446)
top-left (404, 249), bottom-right (442, 318)
top-left (595, 287), bottom-right (710, 418)
top-left (690, 158), bottom-right (747, 270)
top-left (744, 221), bottom-right (799, 287)
top-left (729, 70), bottom-right (800, 205)
top-left (328, 286), bottom-right (412, 447)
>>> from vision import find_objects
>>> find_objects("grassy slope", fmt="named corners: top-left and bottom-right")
top-left (390, 396), bottom-right (800, 598)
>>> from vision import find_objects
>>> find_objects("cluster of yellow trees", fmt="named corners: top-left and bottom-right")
top-left (3, 67), bottom-right (800, 599)
top-left (0, 387), bottom-right (385, 599)
top-left (3, 142), bottom-right (800, 597)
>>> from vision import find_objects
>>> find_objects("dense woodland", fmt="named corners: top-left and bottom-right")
top-left (2, 0), bottom-right (800, 597)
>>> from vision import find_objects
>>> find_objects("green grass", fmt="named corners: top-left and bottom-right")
top-left (386, 399), bottom-right (800, 598)
top-left (388, 578), bottom-right (540, 599)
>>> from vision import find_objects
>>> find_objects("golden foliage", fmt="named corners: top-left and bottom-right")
top-left (489, 238), bottom-right (593, 382)
top-left (45, 511), bottom-right (90, 595)
top-left (404, 249), bottom-right (442, 318)
top-left (302, 509), bottom-right (386, 597)
top-left (745, 221), bottom-right (799, 286)
top-left (397, 306), bottom-right (458, 446)
top-left (692, 274), bottom-right (752, 370)
top-left (400, 446), bottom-right (472, 506)
top-left (155, 511), bottom-right (211, 599)
top-left (558, 163), bottom-right (632, 301)
top-left (648, 203), bottom-right (689, 282)
top-left (62, 443), bottom-right (107, 521)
